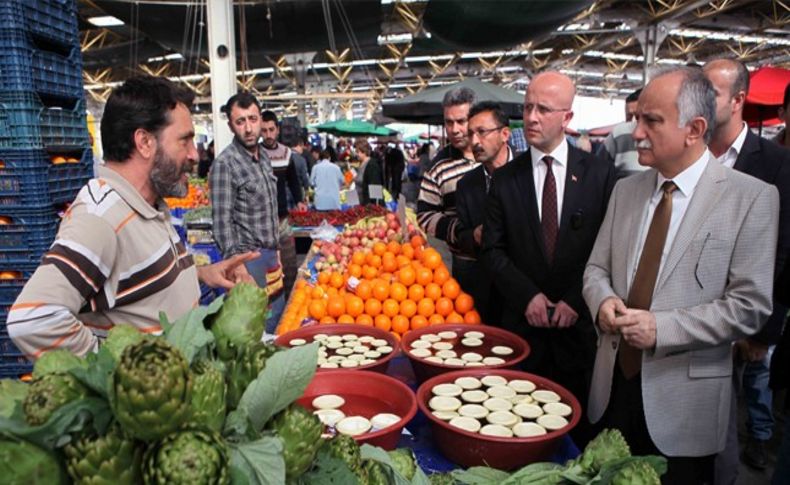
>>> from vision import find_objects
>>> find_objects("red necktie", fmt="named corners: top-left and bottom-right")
top-left (541, 156), bottom-right (558, 263)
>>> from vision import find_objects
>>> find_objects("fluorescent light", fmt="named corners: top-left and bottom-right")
top-left (378, 33), bottom-right (413, 45)
top-left (88, 16), bottom-right (124, 27)
top-left (147, 53), bottom-right (184, 62)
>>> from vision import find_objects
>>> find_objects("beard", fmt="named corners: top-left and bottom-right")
top-left (150, 147), bottom-right (190, 198)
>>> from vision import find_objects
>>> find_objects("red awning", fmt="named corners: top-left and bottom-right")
top-left (744, 66), bottom-right (790, 127)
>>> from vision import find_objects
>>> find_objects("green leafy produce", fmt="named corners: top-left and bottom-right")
top-left (63, 424), bottom-right (142, 485)
top-left (361, 458), bottom-right (391, 485)
top-left (226, 342), bottom-right (278, 410)
top-left (388, 448), bottom-right (416, 481)
top-left (33, 349), bottom-right (86, 378)
top-left (102, 325), bottom-right (149, 362)
top-left (0, 379), bottom-right (28, 419)
top-left (0, 438), bottom-right (67, 484)
top-left (608, 459), bottom-right (661, 485)
top-left (161, 296), bottom-right (224, 364)
top-left (143, 429), bottom-right (229, 485)
top-left (23, 373), bottom-right (89, 426)
top-left (190, 359), bottom-right (227, 432)
top-left (429, 473), bottom-right (457, 485)
top-left (563, 428), bottom-right (631, 479)
top-left (229, 436), bottom-right (286, 485)
top-left (111, 339), bottom-right (192, 442)
top-left (267, 404), bottom-right (324, 481)
top-left (324, 434), bottom-right (364, 477)
top-left (210, 283), bottom-right (268, 361)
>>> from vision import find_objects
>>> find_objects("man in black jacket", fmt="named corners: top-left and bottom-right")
top-left (483, 72), bottom-right (615, 445)
top-left (454, 101), bottom-right (513, 324)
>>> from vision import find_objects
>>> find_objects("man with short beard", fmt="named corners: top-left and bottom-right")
top-left (8, 76), bottom-right (256, 358)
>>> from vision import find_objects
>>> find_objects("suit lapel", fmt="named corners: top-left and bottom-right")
top-left (514, 151), bottom-right (547, 259)
top-left (733, 130), bottom-right (760, 174)
top-left (656, 157), bottom-right (727, 292)
top-left (558, 146), bottom-right (586, 243)
top-left (625, 171), bottom-right (657, 287)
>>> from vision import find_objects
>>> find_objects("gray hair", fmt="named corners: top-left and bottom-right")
top-left (442, 86), bottom-right (476, 108)
top-left (649, 65), bottom-right (717, 143)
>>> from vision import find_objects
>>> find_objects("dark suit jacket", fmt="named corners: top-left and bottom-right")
top-left (482, 143), bottom-right (615, 370)
top-left (455, 165), bottom-right (488, 258)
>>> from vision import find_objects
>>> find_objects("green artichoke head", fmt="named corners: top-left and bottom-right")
top-left (111, 339), bottom-right (192, 442)
top-left (268, 404), bottom-right (325, 481)
top-left (567, 428), bottom-right (631, 477)
top-left (63, 424), bottom-right (142, 485)
top-left (0, 438), bottom-right (68, 484)
top-left (103, 325), bottom-right (148, 362)
top-left (360, 459), bottom-right (391, 485)
top-left (428, 472), bottom-right (458, 485)
top-left (188, 359), bottom-right (227, 433)
top-left (226, 342), bottom-right (278, 410)
top-left (210, 283), bottom-right (268, 361)
top-left (611, 460), bottom-right (661, 485)
top-left (324, 434), bottom-right (363, 475)
top-left (387, 448), bottom-right (416, 480)
top-left (142, 429), bottom-right (230, 485)
top-left (23, 372), bottom-right (89, 426)
top-left (32, 349), bottom-right (86, 378)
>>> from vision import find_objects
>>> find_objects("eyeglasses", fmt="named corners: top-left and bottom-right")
top-left (469, 126), bottom-right (504, 138)
top-left (524, 103), bottom-right (571, 116)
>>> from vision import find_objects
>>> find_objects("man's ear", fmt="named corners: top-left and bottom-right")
top-left (686, 116), bottom-right (708, 147)
top-left (133, 128), bottom-right (156, 160)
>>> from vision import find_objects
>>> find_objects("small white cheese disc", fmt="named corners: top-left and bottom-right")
top-left (532, 390), bottom-right (562, 404)
top-left (328, 356), bottom-right (345, 364)
top-left (461, 338), bottom-right (483, 347)
top-left (480, 424), bottom-right (513, 437)
top-left (458, 404), bottom-right (489, 419)
top-left (482, 357), bottom-right (506, 365)
top-left (359, 359), bottom-right (376, 365)
top-left (348, 354), bottom-right (366, 362)
top-left (483, 397), bottom-right (513, 412)
top-left (327, 335), bottom-right (343, 342)
top-left (464, 331), bottom-right (485, 339)
top-left (486, 410), bottom-right (520, 427)
top-left (410, 348), bottom-right (432, 358)
top-left (364, 350), bottom-right (382, 359)
top-left (428, 396), bottom-right (462, 412)
top-left (543, 402), bottom-right (573, 417)
top-left (314, 409), bottom-right (345, 426)
top-left (481, 375), bottom-right (508, 387)
top-left (341, 334), bottom-right (358, 341)
top-left (371, 339), bottom-right (388, 347)
top-left (358, 335), bottom-right (375, 343)
top-left (320, 362), bottom-right (339, 369)
top-left (435, 349), bottom-right (457, 359)
top-left (420, 334), bottom-right (441, 343)
top-left (325, 341), bottom-right (344, 350)
top-left (491, 346), bottom-right (514, 356)
top-left (460, 390), bottom-right (489, 403)
top-left (444, 358), bottom-right (466, 367)
top-left (454, 376), bottom-right (482, 390)
top-left (465, 362), bottom-right (485, 367)
top-left (461, 352), bottom-right (483, 362)
top-left (449, 416), bottom-right (481, 433)
top-left (353, 345), bottom-right (369, 353)
top-left (314, 334), bottom-right (329, 341)
top-left (513, 403), bottom-right (544, 419)
top-left (432, 342), bottom-right (454, 351)
top-left (378, 345), bottom-right (394, 354)
top-left (340, 359), bottom-right (359, 368)
top-left (410, 340), bottom-right (432, 349)
top-left (432, 410), bottom-right (459, 421)
top-left (425, 356), bottom-right (444, 364)
top-left (289, 338), bottom-right (307, 346)
top-left (343, 341), bottom-right (358, 348)
top-left (336, 347), bottom-right (354, 356)
top-left (336, 416), bottom-right (371, 436)
top-left (370, 413), bottom-right (401, 429)
top-left (432, 383), bottom-right (463, 397)
top-left (511, 394), bottom-right (534, 405)
top-left (513, 422), bottom-right (547, 438)
top-left (312, 395), bottom-right (345, 410)
top-left (487, 385), bottom-right (517, 399)
top-left (437, 331), bottom-right (458, 339)
top-left (508, 379), bottom-right (537, 393)
top-left (537, 414), bottom-right (569, 430)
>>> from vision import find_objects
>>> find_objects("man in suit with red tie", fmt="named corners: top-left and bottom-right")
top-left (482, 71), bottom-right (615, 445)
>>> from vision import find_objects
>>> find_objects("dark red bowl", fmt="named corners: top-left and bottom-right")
top-left (275, 324), bottom-right (400, 373)
top-left (400, 324), bottom-right (530, 383)
top-left (298, 370), bottom-right (417, 450)
top-left (416, 369), bottom-right (581, 470)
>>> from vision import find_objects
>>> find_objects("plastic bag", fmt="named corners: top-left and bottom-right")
top-left (310, 219), bottom-right (340, 241)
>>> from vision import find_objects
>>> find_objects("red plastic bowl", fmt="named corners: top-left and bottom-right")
top-left (400, 324), bottom-right (530, 383)
top-left (275, 324), bottom-right (400, 374)
top-left (416, 369), bottom-right (581, 470)
top-left (298, 370), bottom-right (417, 450)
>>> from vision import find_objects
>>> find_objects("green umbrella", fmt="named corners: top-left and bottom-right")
top-left (311, 119), bottom-right (399, 137)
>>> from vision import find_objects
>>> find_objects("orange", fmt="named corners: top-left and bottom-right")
top-left (387, 241), bottom-right (401, 255)
top-left (381, 255), bottom-right (398, 273)
top-left (446, 311), bottom-right (464, 324)
top-left (454, 293), bottom-right (474, 314)
top-left (398, 266), bottom-right (416, 286)
top-left (411, 315), bottom-right (428, 330)
top-left (382, 298), bottom-right (400, 318)
top-left (326, 296), bottom-right (346, 318)
top-left (413, 244), bottom-right (424, 261)
top-left (442, 278), bottom-right (461, 299)
top-left (464, 310), bottom-right (482, 324)
top-left (399, 299), bottom-right (417, 318)
top-left (401, 243), bottom-right (414, 260)
top-left (356, 281), bottom-right (372, 300)
top-left (408, 284), bottom-right (425, 302)
top-left (351, 251), bottom-right (366, 265)
top-left (390, 331), bottom-right (402, 341)
top-left (421, 248), bottom-right (443, 270)
top-left (320, 315), bottom-right (336, 324)
top-left (435, 297), bottom-right (454, 317)
top-left (372, 280), bottom-right (390, 301)
top-left (308, 300), bottom-right (327, 320)
top-left (417, 298), bottom-right (435, 317)
top-left (410, 234), bottom-right (425, 248)
top-left (373, 241), bottom-right (387, 256)
top-left (330, 272), bottom-right (345, 289)
top-left (295, 279), bottom-right (308, 290)
top-left (311, 285), bottom-right (326, 299)
top-left (346, 296), bottom-right (364, 317)
top-left (428, 314), bottom-right (445, 325)
top-left (374, 314), bottom-right (392, 331)
top-left (362, 265), bottom-right (379, 280)
top-left (368, 254), bottom-right (382, 268)
top-left (390, 282), bottom-right (408, 302)
top-left (348, 263), bottom-right (363, 278)
top-left (416, 267), bottom-right (433, 286)
top-left (365, 298), bottom-right (382, 317)
top-left (396, 255), bottom-right (411, 269)
top-left (326, 287), bottom-right (338, 297)
top-left (337, 314), bottom-right (355, 324)
top-left (356, 314), bottom-right (374, 326)
top-left (425, 283), bottom-right (442, 301)
top-left (318, 272), bottom-right (330, 285)
top-left (392, 315), bottom-right (410, 334)
top-left (433, 266), bottom-right (450, 285)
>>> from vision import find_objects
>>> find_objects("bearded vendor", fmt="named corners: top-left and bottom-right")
top-left (7, 76), bottom-right (257, 359)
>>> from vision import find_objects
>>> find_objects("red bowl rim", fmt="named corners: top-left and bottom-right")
top-left (416, 368), bottom-right (581, 444)
top-left (400, 324), bottom-right (530, 370)
top-left (302, 369), bottom-right (418, 441)
top-left (275, 324), bottom-right (401, 371)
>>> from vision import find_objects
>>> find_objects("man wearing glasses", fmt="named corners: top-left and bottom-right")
top-left (482, 71), bottom-right (615, 446)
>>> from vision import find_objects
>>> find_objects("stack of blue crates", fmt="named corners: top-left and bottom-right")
top-left (0, 0), bottom-right (90, 377)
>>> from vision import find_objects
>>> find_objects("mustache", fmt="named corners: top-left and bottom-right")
top-left (636, 139), bottom-right (652, 149)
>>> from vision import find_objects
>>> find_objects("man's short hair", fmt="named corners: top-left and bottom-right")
top-left (625, 89), bottom-right (642, 103)
top-left (222, 92), bottom-right (260, 116)
top-left (650, 66), bottom-right (717, 144)
top-left (468, 101), bottom-right (509, 127)
top-left (101, 75), bottom-right (195, 162)
top-left (707, 58), bottom-right (750, 97)
top-left (261, 110), bottom-right (279, 124)
top-left (783, 82), bottom-right (790, 110)
top-left (355, 139), bottom-right (371, 156)
top-left (442, 86), bottom-right (476, 109)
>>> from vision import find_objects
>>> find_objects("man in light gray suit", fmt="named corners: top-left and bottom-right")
top-left (583, 66), bottom-right (779, 484)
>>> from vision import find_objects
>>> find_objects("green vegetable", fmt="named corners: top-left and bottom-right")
top-left (387, 448), bottom-right (416, 481)
top-left (143, 429), bottom-right (230, 485)
top-left (563, 428), bottom-right (631, 479)
top-left (210, 283), bottom-right (268, 361)
top-left (429, 473), bottom-right (458, 485)
top-left (190, 360), bottom-right (227, 432)
top-left (226, 342), bottom-right (278, 410)
top-left (324, 434), bottom-right (364, 477)
top-left (33, 349), bottom-right (86, 378)
top-left (267, 404), bottom-right (324, 481)
top-left (103, 325), bottom-right (148, 362)
top-left (23, 373), bottom-right (89, 426)
top-left (608, 459), bottom-right (661, 485)
top-left (0, 438), bottom-right (67, 484)
top-left (0, 379), bottom-right (28, 419)
top-left (361, 458), bottom-right (391, 485)
top-left (111, 339), bottom-right (192, 442)
top-left (63, 424), bottom-right (142, 485)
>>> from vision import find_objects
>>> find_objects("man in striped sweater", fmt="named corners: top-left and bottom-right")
top-left (417, 86), bottom-right (479, 282)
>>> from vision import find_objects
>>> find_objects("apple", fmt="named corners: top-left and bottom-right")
top-left (341, 247), bottom-right (351, 256)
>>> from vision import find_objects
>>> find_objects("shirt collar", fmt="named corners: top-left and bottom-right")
top-left (729, 122), bottom-right (748, 156)
top-left (96, 165), bottom-right (165, 220)
top-left (232, 137), bottom-right (266, 162)
top-left (530, 140), bottom-right (569, 168)
top-left (656, 148), bottom-right (710, 198)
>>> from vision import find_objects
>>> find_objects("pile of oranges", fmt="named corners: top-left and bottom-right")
top-left (277, 235), bottom-right (481, 339)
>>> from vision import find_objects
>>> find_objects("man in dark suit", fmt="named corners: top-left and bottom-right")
top-left (482, 72), bottom-right (615, 445)
top-left (703, 59), bottom-right (790, 482)
top-left (454, 101), bottom-right (514, 324)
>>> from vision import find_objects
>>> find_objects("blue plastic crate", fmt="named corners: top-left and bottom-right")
top-left (0, 148), bottom-right (90, 209)
top-left (0, 92), bottom-right (89, 151)
top-left (0, 268), bottom-right (34, 307)
top-left (48, 151), bottom-right (93, 204)
top-left (0, 0), bottom-right (78, 50)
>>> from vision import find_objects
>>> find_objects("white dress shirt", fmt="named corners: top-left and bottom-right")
top-left (531, 141), bottom-right (569, 222)
top-left (715, 122), bottom-right (748, 169)
top-left (630, 150), bottom-right (710, 291)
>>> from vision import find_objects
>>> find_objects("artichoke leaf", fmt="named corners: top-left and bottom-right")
top-left (162, 295), bottom-right (224, 364)
top-left (68, 346), bottom-right (116, 398)
top-left (0, 380), bottom-right (28, 421)
top-left (297, 448), bottom-right (362, 485)
top-left (360, 444), bottom-right (431, 485)
top-left (451, 466), bottom-right (511, 485)
top-left (229, 436), bottom-right (285, 485)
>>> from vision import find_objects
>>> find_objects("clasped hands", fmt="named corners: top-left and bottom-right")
top-left (524, 293), bottom-right (578, 328)
top-left (597, 296), bottom-right (656, 350)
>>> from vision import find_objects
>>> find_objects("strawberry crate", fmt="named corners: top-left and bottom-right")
top-left (0, 0), bottom-right (78, 50)
top-left (0, 92), bottom-right (89, 151)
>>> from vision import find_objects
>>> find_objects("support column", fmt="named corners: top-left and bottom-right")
top-left (634, 22), bottom-right (671, 84)
top-left (206, 0), bottom-right (237, 151)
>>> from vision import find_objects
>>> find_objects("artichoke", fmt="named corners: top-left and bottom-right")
top-left (111, 339), bottom-right (192, 442)
top-left (103, 324), bottom-right (148, 362)
top-left (189, 360), bottom-right (227, 432)
top-left (0, 438), bottom-right (67, 484)
top-left (388, 448), bottom-right (416, 480)
top-left (142, 429), bottom-right (229, 485)
top-left (564, 428), bottom-right (631, 478)
top-left (32, 349), bottom-right (86, 378)
top-left (23, 372), bottom-right (89, 426)
top-left (428, 473), bottom-right (457, 485)
top-left (210, 283), bottom-right (268, 361)
top-left (610, 459), bottom-right (661, 485)
top-left (226, 342), bottom-right (278, 410)
top-left (324, 434), bottom-right (363, 476)
top-left (361, 459), bottom-right (391, 485)
top-left (0, 379), bottom-right (28, 419)
top-left (268, 404), bottom-right (325, 480)
top-left (63, 425), bottom-right (142, 485)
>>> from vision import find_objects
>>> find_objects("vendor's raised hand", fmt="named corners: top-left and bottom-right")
top-left (198, 251), bottom-right (260, 289)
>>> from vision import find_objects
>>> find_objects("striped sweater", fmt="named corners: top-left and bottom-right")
top-left (7, 166), bottom-right (200, 359)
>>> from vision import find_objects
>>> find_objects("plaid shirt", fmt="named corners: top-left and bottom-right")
top-left (210, 137), bottom-right (280, 256)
